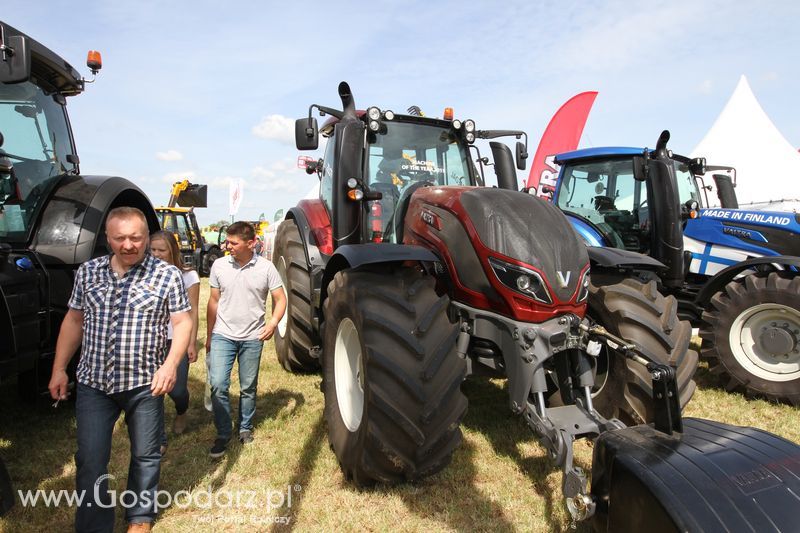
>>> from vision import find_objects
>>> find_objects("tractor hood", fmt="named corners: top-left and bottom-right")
top-left (404, 186), bottom-right (589, 323)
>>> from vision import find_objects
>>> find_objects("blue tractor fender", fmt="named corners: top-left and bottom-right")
top-left (695, 255), bottom-right (800, 307)
top-left (320, 243), bottom-right (439, 309)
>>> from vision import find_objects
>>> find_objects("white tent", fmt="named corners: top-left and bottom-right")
top-left (691, 75), bottom-right (800, 209)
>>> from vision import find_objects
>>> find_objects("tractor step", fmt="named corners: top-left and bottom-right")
top-left (591, 417), bottom-right (800, 532)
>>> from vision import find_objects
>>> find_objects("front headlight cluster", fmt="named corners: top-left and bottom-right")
top-left (489, 257), bottom-right (552, 304)
top-left (576, 270), bottom-right (590, 303)
top-left (366, 106), bottom-right (394, 133)
top-left (451, 118), bottom-right (476, 143)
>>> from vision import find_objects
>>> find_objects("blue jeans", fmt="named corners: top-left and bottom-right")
top-left (209, 333), bottom-right (264, 440)
top-left (161, 343), bottom-right (190, 446)
top-left (75, 383), bottom-right (163, 532)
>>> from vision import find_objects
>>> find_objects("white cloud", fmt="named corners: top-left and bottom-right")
top-left (248, 158), bottom-right (308, 193)
top-left (156, 149), bottom-right (183, 161)
top-left (252, 114), bottom-right (295, 144)
top-left (698, 79), bottom-right (714, 94)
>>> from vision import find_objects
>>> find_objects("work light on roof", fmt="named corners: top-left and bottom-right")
top-left (464, 119), bottom-right (475, 133)
top-left (466, 132), bottom-right (475, 143)
top-left (452, 119), bottom-right (462, 130)
top-left (367, 107), bottom-right (381, 121)
top-left (384, 110), bottom-right (395, 120)
top-left (368, 120), bottom-right (381, 132)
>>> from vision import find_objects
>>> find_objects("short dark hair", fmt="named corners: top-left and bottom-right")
top-left (106, 206), bottom-right (147, 228)
top-left (226, 221), bottom-right (256, 241)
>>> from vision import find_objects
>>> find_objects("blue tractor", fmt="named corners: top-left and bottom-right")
top-left (549, 131), bottom-right (800, 405)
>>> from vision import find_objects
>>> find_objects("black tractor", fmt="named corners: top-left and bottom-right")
top-left (0, 21), bottom-right (159, 401)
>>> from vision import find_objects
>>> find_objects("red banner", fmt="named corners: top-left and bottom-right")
top-left (526, 91), bottom-right (598, 197)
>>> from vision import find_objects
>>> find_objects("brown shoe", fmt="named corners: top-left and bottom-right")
top-left (173, 413), bottom-right (187, 435)
top-left (127, 522), bottom-right (152, 532)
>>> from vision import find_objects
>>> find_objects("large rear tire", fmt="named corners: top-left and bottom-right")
top-left (700, 272), bottom-right (800, 405)
top-left (273, 220), bottom-right (320, 372)
top-left (322, 268), bottom-right (467, 485)
top-left (586, 278), bottom-right (698, 425)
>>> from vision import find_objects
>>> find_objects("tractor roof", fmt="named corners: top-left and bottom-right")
top-left (1, 20), bottom-right (84, 96)
top-left (555, 146), bottom-right (643, 165)
top-left (320, 111), bottom-right (453, 136)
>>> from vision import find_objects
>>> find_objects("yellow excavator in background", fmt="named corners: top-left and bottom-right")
top-left (155, 180), bottom-right (223, 276)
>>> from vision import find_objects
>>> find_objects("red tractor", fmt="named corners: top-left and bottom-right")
top-left (272, 83), bottom-right (799, 529)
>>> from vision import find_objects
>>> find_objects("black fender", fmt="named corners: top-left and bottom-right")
top-left (286, 207), bottom-right (326, 271)
top-left (32, 174), bottom-right (159, 266)
top-left (587, 246), bottom-right (666, 271)
top-left (320, 243), bottom-right (439, 309)
top-left (695, 255), bottom-right (800, 308)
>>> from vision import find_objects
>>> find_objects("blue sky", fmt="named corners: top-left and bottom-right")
top-left (5, 1), bottom-right (799, 224)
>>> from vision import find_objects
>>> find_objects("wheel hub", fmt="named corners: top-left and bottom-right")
top-left (334, 317), bottom-right (365, 432)
top-left (758, 325), bottom-right (796, 356)
top-left (730, 303), bottom-right (800, 381)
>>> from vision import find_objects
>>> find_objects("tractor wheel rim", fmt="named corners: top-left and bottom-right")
top-left (729, 303), bottom-right (800, 381)
top-left (335, 317), bottom-right (364, 432)
top-left (276, 257), bottom-right (289, 338)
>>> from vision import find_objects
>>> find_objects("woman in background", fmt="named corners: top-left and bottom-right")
top-left (150, 231), bottom-right (200, 451)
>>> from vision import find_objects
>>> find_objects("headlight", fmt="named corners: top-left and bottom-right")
top-left (489, 257), bottom-right (552, 304)
top-left (577, 270), bottom-right (590, 303)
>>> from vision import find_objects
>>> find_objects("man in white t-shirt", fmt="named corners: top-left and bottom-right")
top-left (206, 221), bottom-right (286, 457)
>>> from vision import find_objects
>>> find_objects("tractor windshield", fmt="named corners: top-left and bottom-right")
top-left (0, 81), bottom-right (77, 241)
top-left (556, 158), bottom-right (648, 252)
top-left (366, 121), bottom-right (472, 190)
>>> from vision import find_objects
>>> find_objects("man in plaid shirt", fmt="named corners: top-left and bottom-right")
top-left (48, 207), bottom-right (192, 533)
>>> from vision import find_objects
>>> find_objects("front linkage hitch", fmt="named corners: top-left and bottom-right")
top-left (522, 323), bottom-right (684, 522)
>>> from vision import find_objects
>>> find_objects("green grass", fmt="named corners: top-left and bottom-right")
top-left (1, 279), bottom-right (799, 532)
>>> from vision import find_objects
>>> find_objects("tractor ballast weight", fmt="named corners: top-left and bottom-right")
top-left (269, 82), bottom-right (797, 527)
top-left (551, 132), bottom-right (800, 404)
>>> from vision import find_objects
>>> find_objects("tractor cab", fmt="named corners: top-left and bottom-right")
top-left (553, 147), bottom-right (709, 256)
top-left (0, 63), bottom-right (82, 244)
top-left (299, 101), bottom-right (526, 249)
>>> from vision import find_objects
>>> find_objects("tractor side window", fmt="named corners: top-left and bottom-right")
top-left (175, 215), bottom-right (190, 247)
top-left (0, 82), bottom-right (76, 240)
top-left (673, 161), bottom-right (702, 205)
top-left (320, 135), bottom-right (335, 215)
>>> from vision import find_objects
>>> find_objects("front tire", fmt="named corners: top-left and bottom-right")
top-left (700, 272), bottom-right (800, 405)
top-left (322, 268), bottom-right (467, 485)
top-left (586, 278), bottom-right (698, 425)
top-left (273, 220), bottom-right (320, 372)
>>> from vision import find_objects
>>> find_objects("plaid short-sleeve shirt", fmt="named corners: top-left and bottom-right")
top-left (68, 254), bottom-right (190, 393)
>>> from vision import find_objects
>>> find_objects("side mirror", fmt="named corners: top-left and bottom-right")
top-left (515, 141), bottom-right (528, 171)
top-left (0, 32), bottom-right (31, 83)
top-left (295, 117), bottom-right (319, 150)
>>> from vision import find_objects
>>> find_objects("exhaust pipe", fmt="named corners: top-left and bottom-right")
top-left (338, 81), bottom-right (357, 120)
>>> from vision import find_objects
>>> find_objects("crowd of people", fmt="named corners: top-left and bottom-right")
top-left (48, 208), bottom-right (286, 533)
